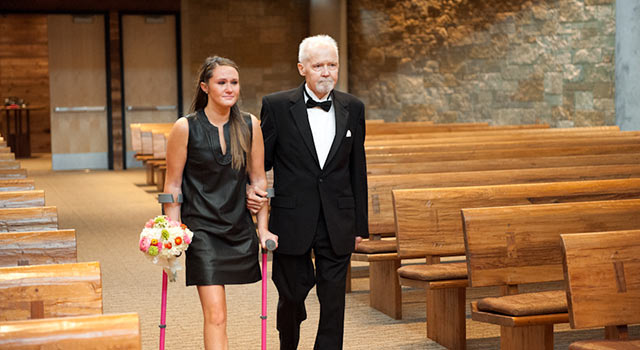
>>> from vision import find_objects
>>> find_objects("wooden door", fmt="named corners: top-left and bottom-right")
top-left (48, 15), bottom-right (108, 170)
top-left (121, 14), bottom-right (178, 168)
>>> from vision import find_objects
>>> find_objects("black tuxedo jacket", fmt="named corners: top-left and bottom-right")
top-left (261, 84), bottom-right (369, 256)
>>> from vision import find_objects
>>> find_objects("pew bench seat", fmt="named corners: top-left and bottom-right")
top-left (570, 340), bottom-right (640, 350)
top-left (397, 262), bottom-right (467, 289)
top-left (476, 289), bottom-right (566, 317)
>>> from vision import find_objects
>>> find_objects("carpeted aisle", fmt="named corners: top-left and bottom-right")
top-left (21, 154), bottom-right (638, 349)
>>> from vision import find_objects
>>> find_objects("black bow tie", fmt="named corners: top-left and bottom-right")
top-left (305, 98), bottom-right (332, 112)
top-left (304, 88), bottom-right (332, 112)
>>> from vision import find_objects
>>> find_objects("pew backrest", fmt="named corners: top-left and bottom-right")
top-left (365, 125), bottom-right (619, 142)
top-left (365, 135), bottom-right (640, 155)
top-left (368, 153), bottom-right (640, 175)
top-left (393, 178), bottom-right (640, 258)
top-left (461, 199), bottom-right (640, 288)
top-left (561, 230), bottom-right (640, 329)
top-left (369, 164), bottom-right (640, 235)
top-left (0, 229), bottom-right (76, 266)
top-left (367, 143), bottom-right (640, 164)
top-left (0, 190), bottom-right (45, 208)
top-left (0, 261), bottom-right (102, 321)
top-left (0, 206), bottom-right (58, 232)
top-left (0, 169), bottom-right (27, 179)
top-left (0, 179), bottom-right (35, 191)
top-left (0, 313), bottom-right (141, 349)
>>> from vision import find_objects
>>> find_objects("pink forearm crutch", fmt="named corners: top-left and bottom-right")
top-left (261, 239), bottom-right (276, 350)
top-left (157, 193), bottom-right (182, 350)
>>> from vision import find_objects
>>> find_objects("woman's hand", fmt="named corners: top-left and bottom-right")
top-left (246, 184), bottom-right (268, 215)
top-left (258, 227), bottom-right (278, 251)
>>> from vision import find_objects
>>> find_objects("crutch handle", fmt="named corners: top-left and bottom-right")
top-left (265, 239), bottom-right (276, 251)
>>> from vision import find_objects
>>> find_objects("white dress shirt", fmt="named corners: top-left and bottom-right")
top-left (304, 84), bottom-right (336, 169)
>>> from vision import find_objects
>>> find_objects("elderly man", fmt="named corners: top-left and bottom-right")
top-left (249, 34), bottom-right (368, 349)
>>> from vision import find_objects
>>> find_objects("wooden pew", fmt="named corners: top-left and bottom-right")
top-left (368, 153), bottom-right (640, 175)
top-left (365, 125), bottom-right (618, 142)
top-left (366, 143), bottom-right (640, 164)
top-left (366, 122), bottom-right (548, 135)
top-left (0, 230), bottom-right (76, 266)
top-left (0, 161), bottom-right (21, 170)
top-left (0, 261), bottom-right (102, 321)
top-left (366, 129), bottom-right (636, 147)
top-left (355, 164), bottom-right (640, 319)
top-left (365, 135), bottom-right (640, 155)
top-left (0, 313), bottom-right (141, 349)
top-left (0, 169), bottom-right (27, 179)
top-left (393, 178), bottom-right (640, 349)
top-left (461, 199), bottom-right (640, 350)
top-left (0, 190), bottom-right (44, 208)
top-left (0, 206), bottom-right (57, 232)
top-left (0, 153), bottom-right (15, 161)
top-left (369, 164), bottom-right (640, 235)
top-left (0, 179), bottom-right (35, 191)
top-left (561, 230), bottom-right (640, 349)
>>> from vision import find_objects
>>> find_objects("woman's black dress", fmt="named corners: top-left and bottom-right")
top-left (181, 110), bottom-right (261, 286)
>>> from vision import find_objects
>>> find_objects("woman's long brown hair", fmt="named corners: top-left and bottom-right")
top-left (191, 56), bottom-right (251, 171)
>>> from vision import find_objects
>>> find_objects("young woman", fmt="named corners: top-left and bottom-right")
top-left (163, 56), bottom-right (277, 350)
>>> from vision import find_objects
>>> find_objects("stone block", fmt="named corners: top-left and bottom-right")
top-left (573, 48), bottom-right (602, 63)
top-left (544, 72), bottom-right (563, 94)
top-left (512, 78), bottom-right (544, 102)
top-left (563, 64), bottom-right (583, 82)
top-left (593, 98), bottom-right (614, 112)
top-left (544, 94), bottom-right (562, 107)
top-left (575, 91), bottom-right (594, 110)
top-left (574, 110), bottom-right (605, 126)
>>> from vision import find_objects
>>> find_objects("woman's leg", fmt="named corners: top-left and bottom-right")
top-left (197, 285), bottom-right (228, 350)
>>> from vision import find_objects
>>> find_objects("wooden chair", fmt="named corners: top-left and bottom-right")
top-left (461, 199), bottom-right (640, 350)
top-left (0, 313), bottom-right (141, 349)
top-left (0, 229), bottom-right (76, 266)
top-left (561, 230), bottom-right (640, 350)
top-left (0, 261), bottom-right (102, 321)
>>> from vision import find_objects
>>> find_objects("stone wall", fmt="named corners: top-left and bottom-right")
top-left (181, 0), bottom-right (309, 116)
top-left (348, 0), bottom-right (616, 126)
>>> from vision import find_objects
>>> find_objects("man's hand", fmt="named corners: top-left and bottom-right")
top-left (355, 236), bottom-right (363, 251)
top-left (258, 227), bottom-right (279, 250)
top-left (246, 184), bottom-right (268, 214)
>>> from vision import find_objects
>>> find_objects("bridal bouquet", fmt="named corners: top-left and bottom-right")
top-left (139, 215), bottom-right (194, 281)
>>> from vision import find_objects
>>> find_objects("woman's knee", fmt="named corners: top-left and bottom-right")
top-left (202, 306), bottom-right (227, 327)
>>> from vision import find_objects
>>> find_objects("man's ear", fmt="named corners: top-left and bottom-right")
top-left (297, 62), bottom-right (306, 77)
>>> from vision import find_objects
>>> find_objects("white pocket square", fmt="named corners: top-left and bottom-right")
top-left (346, 130), bottom-right (352, 137)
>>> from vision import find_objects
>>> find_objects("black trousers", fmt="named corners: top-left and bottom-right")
top-left (272, 213), bottom-right (351, 350)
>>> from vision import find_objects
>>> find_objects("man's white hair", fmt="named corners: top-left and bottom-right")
top-left (298, 34), bottom-right (339, 63)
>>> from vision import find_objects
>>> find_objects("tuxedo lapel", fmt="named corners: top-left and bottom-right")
top-left (289, 85), bottom-right (320, 167)
top-left (324, 92), bottom-right (349, 168)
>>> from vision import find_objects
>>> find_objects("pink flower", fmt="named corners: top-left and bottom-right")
top-left (145, 219), bottom-right (154, 228)
top-left (139, 236), bottom-right (151, 252)
top-left (183, 233), bottom-right (192, 245)
top-left (157, 243), bottom-right (163, 253)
